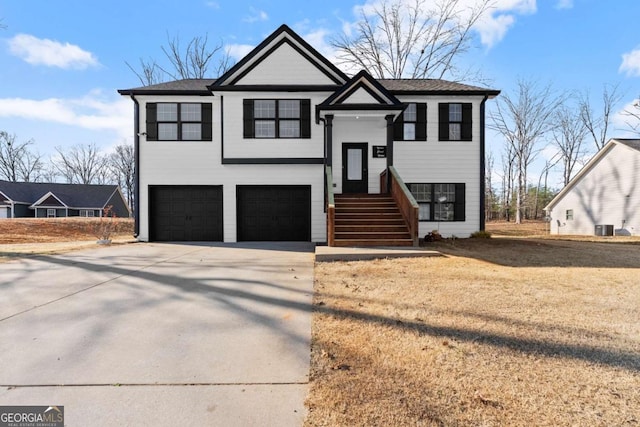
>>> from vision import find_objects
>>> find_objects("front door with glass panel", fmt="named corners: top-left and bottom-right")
top-left (342, 143), bottom-right (368, 194)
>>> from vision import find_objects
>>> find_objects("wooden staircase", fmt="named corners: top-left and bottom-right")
top-left (333, 194), bottom-right (414, 247)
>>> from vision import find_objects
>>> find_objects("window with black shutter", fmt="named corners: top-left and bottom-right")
top-left (243, 99), bottom-right (311, 139)
top-left (145, 103), bottom-right (212, 141)
top-left (438, 103), bottom-right (472, 141)
top-left (394, 102), bottom-right (426, 141)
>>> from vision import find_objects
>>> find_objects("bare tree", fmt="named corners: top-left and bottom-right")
top-left (332, 0), bottom-right (492, 79)
top-left (109, 143), bottom-right (135, 212)
top-left (126, 58), bottom-right (164, 86)
top-left (500, 143), bottom-right (516, 221)
top-left (622, 96), bottom-right (640, 135)
top-left (0, 132), bottom-right (44, 182)
top-left (490, 79), bottom-right (566, 223)
top-left (553, 105), bottom-right (589, 186)
top-left (53, 143), bottom-right (109, 185)
top-left (127, 33), bottom-right (233, 86)
top-left (484, 151), bottom-right (499, 221)
top-left (579, 84), bottom-right (623, 150)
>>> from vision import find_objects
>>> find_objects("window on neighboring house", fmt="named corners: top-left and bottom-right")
top-left (566, 209), bottom-right (573, 220)
top-left (243, 99), bottom-right (311, 139)
top-left (394, 103), bottom-right (427, 141)
top-left (408, 183), bottom-right (466, 221)
top-left (80, 209), bottom-right (95, 217)
top-left (438, 103), bottom-right (472, 141)
top-left (47, 209), bottom-right (56, 218)
top-left (145, 103), bottom-right (212, 141)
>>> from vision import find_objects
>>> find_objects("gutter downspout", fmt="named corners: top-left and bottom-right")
top-left (130, 94), bottom-right (140, 238)
top-left (480, 95), bottom-right (489, 231)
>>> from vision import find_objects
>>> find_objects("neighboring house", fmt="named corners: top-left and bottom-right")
top-left (118, 24), bottom-right (499, 245)
top-left (0, 181), bottom-right (130, 219)
top-left (545, 138), bottom-right (640, 236)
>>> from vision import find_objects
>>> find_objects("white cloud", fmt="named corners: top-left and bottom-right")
top-left (555, 0), bottom-right (573, 9)
top-left (0, 91), bottom-right (131, 141)
top-left (225, 44), bottom-right (255, 61)
top-left (351, 0), bottom-right (536, 50)
top-left (204, 1), bottom-right (220, 9)
top-left (7, 34), bottom-right (99, 69)
top-left (619, 48), bottom-right (640, 77)
top-left (475, 0), bottom-right (537, 48)
top-left (243, 7), bottom-right (269, 23)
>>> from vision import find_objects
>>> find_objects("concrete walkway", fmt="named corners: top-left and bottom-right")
top-left (0, 242), bottom-right (315, 426)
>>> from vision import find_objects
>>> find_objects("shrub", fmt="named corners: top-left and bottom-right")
top-left (470, 230), bottom-right (492, 239)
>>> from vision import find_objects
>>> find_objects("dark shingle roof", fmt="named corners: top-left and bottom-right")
top-left (118, 79), bottom-right (216, 95)
top-left (119, 77), bottom-right (500, 96)
top-left (614, 138), bottom-right (640, 151)
top-left (0, 181), bottom-right (119, 208)
top-left (378, 79), bottom-right (500, 95)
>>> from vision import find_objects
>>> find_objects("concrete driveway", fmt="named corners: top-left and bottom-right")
top-left (0, 242), bottom-right (315, 426)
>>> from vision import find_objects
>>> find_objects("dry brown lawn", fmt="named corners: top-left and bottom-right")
top-left (307, 235), bottom-right (640, 426)
top-left (0, 218), bottom-right (135, 259)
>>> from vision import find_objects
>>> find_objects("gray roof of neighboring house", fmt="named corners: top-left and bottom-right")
top-left (119, 77), bottom-right (499, 96)
top-left (0, 181), bottom-right (119, 208)
top-left (613, 138), bottom-right (640, 151)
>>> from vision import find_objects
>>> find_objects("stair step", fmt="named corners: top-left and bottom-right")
top-left (335, 232), bottom-right (411, 239)
top-left (335, 225), bottom-right (409, 232)
top-left (336, 202), bottom-right (398, 208)
top-left (333, 238), bottom-right (415, 247)
top-left (336, 207), bottom-right (401, 214)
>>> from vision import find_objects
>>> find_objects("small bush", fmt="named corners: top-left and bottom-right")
top-left (470, 230), bottom-right (492, 239)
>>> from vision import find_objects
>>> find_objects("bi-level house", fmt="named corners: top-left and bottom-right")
top-left (119, 25), bottom-right (499, 246)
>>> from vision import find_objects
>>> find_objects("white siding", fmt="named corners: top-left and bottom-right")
top-left (236, 42), bottom-right (337, 85)
top-left (394, 96), bottom-right (484, 237)
top-left (548, 143), bottom-right (640, 236)
top-left (136, 95), bottom-right (326, 243)
top-left (341, 88), bottom-right (380, 104)
top-left (331, 116), bottom-right (388, 194)
top-left (0, 207), bottom-right (8, 218)
top-left (219, 92), bottom-right (328, 159)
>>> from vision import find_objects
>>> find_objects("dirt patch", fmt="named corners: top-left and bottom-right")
top-left (0, 218), bottom-right (135, 260)
top-left (307, 238), bottom-right (640, 426)
top-left (0, 218), bottom-right (134, 244)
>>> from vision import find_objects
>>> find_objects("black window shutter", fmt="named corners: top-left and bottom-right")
top-left (454, 183), bottom-right (466, 221)
top-left (243, 99), bottom-right (254, 138)
top-left (393, 113), bottom-right (404, 141)
top-left (438, 103), bottom-right (449, 141)
top-left (416, 103), bottom-right (427, 141)
top-left (461, 103), bottom-right (473, 141)
top-left (146, 103), bottom-right (158, 141)
top-left (300, 99), bottom-right (311, 138)
top-left (201, 103), bottom-right (212, 141)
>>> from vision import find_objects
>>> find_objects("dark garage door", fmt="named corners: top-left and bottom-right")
top-left (149, 186), bottom-right (223, 241)
top-left (237, 186), bottom-right (311, 241)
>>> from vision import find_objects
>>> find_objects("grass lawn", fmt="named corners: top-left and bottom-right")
top-left (306, 224), bottom-right (640, 426)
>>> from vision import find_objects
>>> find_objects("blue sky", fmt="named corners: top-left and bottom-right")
top-left (1, 0), bottom-right (639, 187)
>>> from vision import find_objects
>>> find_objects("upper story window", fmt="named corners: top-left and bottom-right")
top-left (145, 103), bottom-right (213, 141)
top-left (243, 99), bottom-right (311, 139)
top-left (438, 103), bottom-right (472, 141)
top-left (566, 209), bottom-right (573, 220)
top-left (394, 103), bottom-right (426, 141)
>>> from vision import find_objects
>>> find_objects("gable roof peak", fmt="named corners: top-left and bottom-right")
top-left (211, 23), bottom-right (347, 88)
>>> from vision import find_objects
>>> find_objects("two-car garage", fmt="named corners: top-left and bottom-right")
top-left (149, 185), bottom-right (311, 242)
